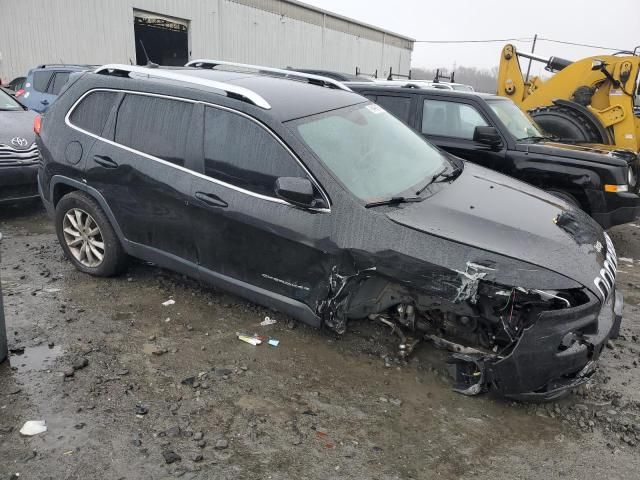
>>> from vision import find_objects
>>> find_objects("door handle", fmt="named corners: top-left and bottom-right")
top-left (93, 155), bottom-right (119, 169)
top-left (195, 191), bottom-right (228, 208)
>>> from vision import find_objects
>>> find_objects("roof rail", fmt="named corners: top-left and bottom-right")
top-left (93, 64), bottom-right (272, 109)
top-left (186, 59), bottom-right (352, 92)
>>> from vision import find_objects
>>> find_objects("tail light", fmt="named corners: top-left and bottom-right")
top-left (15, 89), bottom-right (25, 97)
top-left (34, 115), bottom-right (42, 135)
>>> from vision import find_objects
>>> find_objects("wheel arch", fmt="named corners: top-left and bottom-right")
top-left (50, 175), bottom-right (127, 247)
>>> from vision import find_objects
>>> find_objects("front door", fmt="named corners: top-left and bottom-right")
top-left (85, 92), bottom-right (198, 268)
top-left (189, 105), bottom-right (331, 310)
top-left (419, 97), bottom-right (505, 170)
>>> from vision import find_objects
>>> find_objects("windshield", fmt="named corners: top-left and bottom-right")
top-left (295, 103), bottom-right (447, 201)
top-left (488, 99), bottom-right (544, 140)
top-left (0, 89), bottom-right (22, 111)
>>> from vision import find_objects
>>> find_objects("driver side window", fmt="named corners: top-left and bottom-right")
top-left (422, 99), bottom-right (488, 140)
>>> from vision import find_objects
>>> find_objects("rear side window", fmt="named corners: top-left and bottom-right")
top-left (375, 95), bottom-right (411, 123)
top-left (69, 91), bottom-right (119, 136)
top-left (32, 71), bottom-right (52, 93)
top-left (204, 106), bottom-right (307, 196)
top-left (50, 72), bottom-right (70, 95)
top-left (115, 94), bottom-right (193, 167)
top-left (422, 99), bottom-right (488, 139)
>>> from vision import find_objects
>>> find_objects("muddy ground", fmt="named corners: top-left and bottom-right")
top-left (1, 203), bottom-right (640, 480)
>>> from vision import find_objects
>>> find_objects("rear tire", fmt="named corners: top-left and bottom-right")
top-left (55, 191), bottom-right (127, 276)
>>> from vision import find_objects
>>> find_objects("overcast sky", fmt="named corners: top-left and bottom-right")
top-left (303, 0), bottom-right (638, 74)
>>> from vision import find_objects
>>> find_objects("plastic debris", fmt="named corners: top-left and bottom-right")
top-left (237, 333), bottom-right (262, 346)
top-left (19, 420), bottom-right (47, 436)
top-left (162, 299), bottom-right (175, 306)
top-left (260, 316), bottom-right (277, 326)
top-left (268, 339), bottom-right (280, 347)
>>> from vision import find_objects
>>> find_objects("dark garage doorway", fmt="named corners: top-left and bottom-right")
top-left (134, 13), bottom-right (189, 66)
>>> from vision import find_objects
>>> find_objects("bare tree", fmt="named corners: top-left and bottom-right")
top-left (411, 66), bottom-right (499, 94)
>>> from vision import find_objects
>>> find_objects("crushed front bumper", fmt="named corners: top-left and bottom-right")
top-left (486, 289), bottom-right (622, 401)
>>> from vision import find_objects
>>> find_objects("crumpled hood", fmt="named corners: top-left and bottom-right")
top-left (0, 109), bottom-right (37, 147)
top-left (519, 141), bottom-right (635, 167)
top-left (386, 162), bottom-right (606, 298)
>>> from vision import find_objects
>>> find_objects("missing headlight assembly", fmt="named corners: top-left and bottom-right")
top-left (319, 260), bottom-right (619, 401)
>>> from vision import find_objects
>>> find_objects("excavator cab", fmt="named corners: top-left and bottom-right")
top-left (497, 44), bottom-right (640, 152)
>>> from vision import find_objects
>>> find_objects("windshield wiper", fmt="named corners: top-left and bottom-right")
top-left (365, 196), bottom-right (424, 208)
top-left (415, 165), bottom-right (462, 196)
top-left (517, 135), bottom-right (552, 142)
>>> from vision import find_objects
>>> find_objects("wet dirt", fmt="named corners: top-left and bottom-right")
top-left (1, 204), bottom-right (640, 479)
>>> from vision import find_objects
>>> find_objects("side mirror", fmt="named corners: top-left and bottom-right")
top-left (473, 126), bottom-right (502, 147)
top-left (275, 177), bottom-right (316, 208)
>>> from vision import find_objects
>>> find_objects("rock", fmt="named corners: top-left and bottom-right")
top-left (63, 368), bottom-right (75, 378)
top-left (214, 368), bottom-right (232, 376)
top-left (8, 386), bottom-right (22, 395)
top-left (143, 344), bottom-right (164, 356)
top-left (116, 369), bottom-right (129, 376)
top-left (197, 440), bottom-right (207, 448)
top-left (135, 404), bottom-right (149, 416)
top-left (215, 439), bottom-right (228, 450)
top-left (191, 453), bottom-right (203, 462)
top-left (74, 422), bottom-right (86, 430)
top-left (186, 325), bottom-right (193, 331)
top-left (193, 431), bottom-right (204, 441)
top-left (166, 426), bottom-right (181, 438)
top-left (606, 340), bottom-right (615, 350)
top-left (148, 335), bottom-right (156, 341)
top-left (389, 398), bottom-right (402, 407)
top-left (132, 438), bottom-right (142, 447)
top-left (162, 450), bottom-right (181, 464)
top-left (181, 377), bottom-right (195, 386)
top-left (169, 403), bottom-right (180, 414)
top-left (72, 358), bottom-right (89, 371)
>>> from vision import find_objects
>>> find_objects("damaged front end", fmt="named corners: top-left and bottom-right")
top-left (319, 261), bottom-right (622, 401)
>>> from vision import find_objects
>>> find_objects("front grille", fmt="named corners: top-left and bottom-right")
top-left (0, 143), bottom-right (39, 167)
top-left (594, 232), bottom-right (617, 300)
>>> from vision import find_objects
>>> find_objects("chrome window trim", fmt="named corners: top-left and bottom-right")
top-left (64, 88), bottom-right (331, 212)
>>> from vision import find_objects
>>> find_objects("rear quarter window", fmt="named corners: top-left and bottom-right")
top-left (114, 94), bottom-right (192, 167)
top-left (69, 91), bottom-right (119, 136)
top-left (32, 71), bottom-right (52, 93)
top-left (50, 72), bottom-right (71, 95)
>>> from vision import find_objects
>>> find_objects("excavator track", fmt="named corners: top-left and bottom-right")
top-left (529, 105), bottom-right (608, 144)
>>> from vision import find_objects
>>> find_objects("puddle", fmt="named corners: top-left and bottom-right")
top-left (9, 344), bottom-right (63, 373)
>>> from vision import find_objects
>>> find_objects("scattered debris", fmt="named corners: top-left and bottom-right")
top-left (215, 438), bottom-right (229, 450)
top-left (237, 333), bottom-right (262, 346)
top-left (142, 344), bottom-right (164, 356)
top-left (162, 299), bottom-right (175, 307)
top-left (268, 339), bottom-right (280, 347)
top-left (20, 420), bottom-right (47, 436)
top-left (260, 316), bottom-right (277, 326)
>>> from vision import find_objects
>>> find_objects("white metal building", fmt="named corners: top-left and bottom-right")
top-left (0, 0), bottom-right (414, 83)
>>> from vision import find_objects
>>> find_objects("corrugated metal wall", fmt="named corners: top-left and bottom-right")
top-left (0, 0), bottom-right (413, 82)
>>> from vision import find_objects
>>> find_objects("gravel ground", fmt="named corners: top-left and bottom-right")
top-left (1, 203), bottom-right (640, 480)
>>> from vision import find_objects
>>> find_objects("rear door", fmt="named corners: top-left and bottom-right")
top-left (85, 92), bottom-right (198, 269)
top-left (418, 96), bottom-right (506, 169)
top-left (189, 105), bottom-right (331, 308)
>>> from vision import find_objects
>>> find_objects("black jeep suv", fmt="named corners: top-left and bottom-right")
top-left (37, 61), bottom-right (622, 400)
top-left (348, 83), bottom-right (640, 229)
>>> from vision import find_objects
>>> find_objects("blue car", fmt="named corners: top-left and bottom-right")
top-left (17, 64), bottom-right (93, 112)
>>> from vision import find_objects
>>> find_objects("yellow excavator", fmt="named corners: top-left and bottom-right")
top-left (497, 44), bottom-right (640, 152)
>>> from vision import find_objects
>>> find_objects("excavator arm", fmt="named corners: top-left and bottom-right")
top-left (497, 44), bottom-right (640, 152)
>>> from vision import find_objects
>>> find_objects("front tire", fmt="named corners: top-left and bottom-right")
top-left (55, 191), bottom-right (127, 276)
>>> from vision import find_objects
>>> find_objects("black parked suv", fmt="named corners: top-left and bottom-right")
top-left (348, 83), bottom-right (640, 229)
top-left (38, 61), bottom-right (622, 400)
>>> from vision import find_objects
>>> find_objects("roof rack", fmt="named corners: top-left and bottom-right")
top-left (93, 64), bottom-right (272, 109)
top-left (186, 59), bottom-right (352, 92)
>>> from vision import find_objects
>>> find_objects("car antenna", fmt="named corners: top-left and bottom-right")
top-left (138, 40), bottom-right (159, 68)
